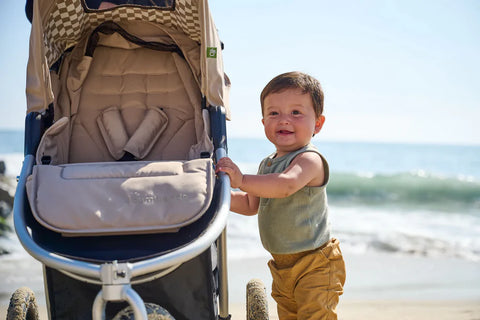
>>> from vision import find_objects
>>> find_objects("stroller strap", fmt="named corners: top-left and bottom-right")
top-left (97, 106), bottom-right (169, 160)
top-left (86, 21), bottom-right (184, 58)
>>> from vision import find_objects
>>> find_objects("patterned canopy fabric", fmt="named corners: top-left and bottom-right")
top-left (43, 0), bottom-right (201, 66)
top-left (26, 0), bottom-right (230, 118)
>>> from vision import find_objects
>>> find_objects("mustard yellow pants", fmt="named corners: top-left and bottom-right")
top-left (268, 238), bottom-right (346, 320)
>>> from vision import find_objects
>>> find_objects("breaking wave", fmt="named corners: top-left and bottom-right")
top-left (328, 171), bottom-right (480, 213)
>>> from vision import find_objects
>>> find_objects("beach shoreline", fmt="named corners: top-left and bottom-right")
top-left (1, 250), bottom-right (479, 319)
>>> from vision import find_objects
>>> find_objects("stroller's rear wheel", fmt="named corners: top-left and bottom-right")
top-left (246, 279), bottom-right (269, 320)
top-left (6, 287), bottom-right (39, 320)
top-left (112, 302), bottom-right (175, 320)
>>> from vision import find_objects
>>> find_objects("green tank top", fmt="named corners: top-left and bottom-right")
top-left (257, 143), bottom-right (331, 254)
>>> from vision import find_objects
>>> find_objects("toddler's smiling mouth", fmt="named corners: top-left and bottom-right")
top-left (277, 130), bottom-right (293, 135)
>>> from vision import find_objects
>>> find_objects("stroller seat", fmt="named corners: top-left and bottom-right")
top-left (27, 21), bottom-right (216, 240)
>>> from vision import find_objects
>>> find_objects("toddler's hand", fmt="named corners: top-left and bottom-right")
top-left (215, 157), bottom-right (244, 189)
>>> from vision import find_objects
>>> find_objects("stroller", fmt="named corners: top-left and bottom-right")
top-left (8, 0), bottom-right (269, 319)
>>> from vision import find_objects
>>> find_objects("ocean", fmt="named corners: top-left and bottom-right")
top-left (0, 130), bottom-right (479, 263)
top-left (226, 138), bottom-right (480, 263)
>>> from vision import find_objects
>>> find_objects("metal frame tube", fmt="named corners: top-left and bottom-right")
top-left (92, 286), bottom-right (149, 320)
top-left (123, 287), bottom-right (148, 320)
top-left (217, 228), bottom-right (229, 319)
top-left (92, 291), bottom-right (106, 320)
top-left (215, 146), bottom-right (230, 318)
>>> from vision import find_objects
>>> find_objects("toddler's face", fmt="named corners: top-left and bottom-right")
top-left (262, 88), bottom-right (324, 157)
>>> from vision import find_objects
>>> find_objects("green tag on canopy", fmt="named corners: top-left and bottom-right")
top-left (207, 47), bottom-right (217, 58)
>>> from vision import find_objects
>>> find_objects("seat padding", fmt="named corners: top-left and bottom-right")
top-left (69, 44), bottom-right (199, 162)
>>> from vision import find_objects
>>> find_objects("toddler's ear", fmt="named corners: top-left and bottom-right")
top-left (314, 115), bottom-right (326, 134)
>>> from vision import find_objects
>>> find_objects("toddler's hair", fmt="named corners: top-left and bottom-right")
top-left (260, 71), bottom-right (324, 117)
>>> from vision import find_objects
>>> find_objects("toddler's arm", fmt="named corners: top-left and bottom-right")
top-left (217, 152), bottom-right (325, 199)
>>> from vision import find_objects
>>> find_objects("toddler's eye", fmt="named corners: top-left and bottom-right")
top-left (292, 110), bottom-right (301, 115)
top-left (269, 111), bottom-right (279, 116)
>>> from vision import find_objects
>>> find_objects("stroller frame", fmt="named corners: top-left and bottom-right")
top-left (11, 0), bottom-right (237, 319)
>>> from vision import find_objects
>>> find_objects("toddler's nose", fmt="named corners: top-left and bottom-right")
top-left (279, 114), bottom-right (291, 124)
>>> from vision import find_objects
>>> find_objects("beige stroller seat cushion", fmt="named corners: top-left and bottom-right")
top-left (41, 22), bottom-right (213, 165)
top-left (26, 158), bottom-right (214, 236)
top-left (68, 42), bottom-right (200, 163)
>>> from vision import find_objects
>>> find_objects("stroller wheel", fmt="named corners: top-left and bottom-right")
top-left (6, 287), bottom-right (39, 320)
top-left (246, 279), bottom-right (269, 320)
top-left (112, 302), bottom-right (175, 320)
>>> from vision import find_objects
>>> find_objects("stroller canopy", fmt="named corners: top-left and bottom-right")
top-left (25, 0), bottom-right (230, 118)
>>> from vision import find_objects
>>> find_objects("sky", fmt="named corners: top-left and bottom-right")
top-left (0, 0), bottom-right (479, 145)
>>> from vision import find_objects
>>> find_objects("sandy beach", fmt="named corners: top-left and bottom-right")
top-left (1, 249), bottom-right (479, 319)
top-left (2, 300), bottom-right (478, 320)
top-left (227, 253), bottom-right (480, 320)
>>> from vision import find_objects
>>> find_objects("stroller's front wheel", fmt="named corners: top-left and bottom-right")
top-left (6, 287), bottom-right (39, 320)
top-left (112, 302), bottom-right (175, 320)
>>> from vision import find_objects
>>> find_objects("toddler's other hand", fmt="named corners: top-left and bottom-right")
top-left (215, 157), bottom-right (243, 189)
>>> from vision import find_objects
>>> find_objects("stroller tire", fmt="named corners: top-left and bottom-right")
top-left (6, 287), bottom-right (39, 320)
top-left (112, 302), bottom-right (175, 320)
top-left (246, 279), bottom-right (269, 320)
